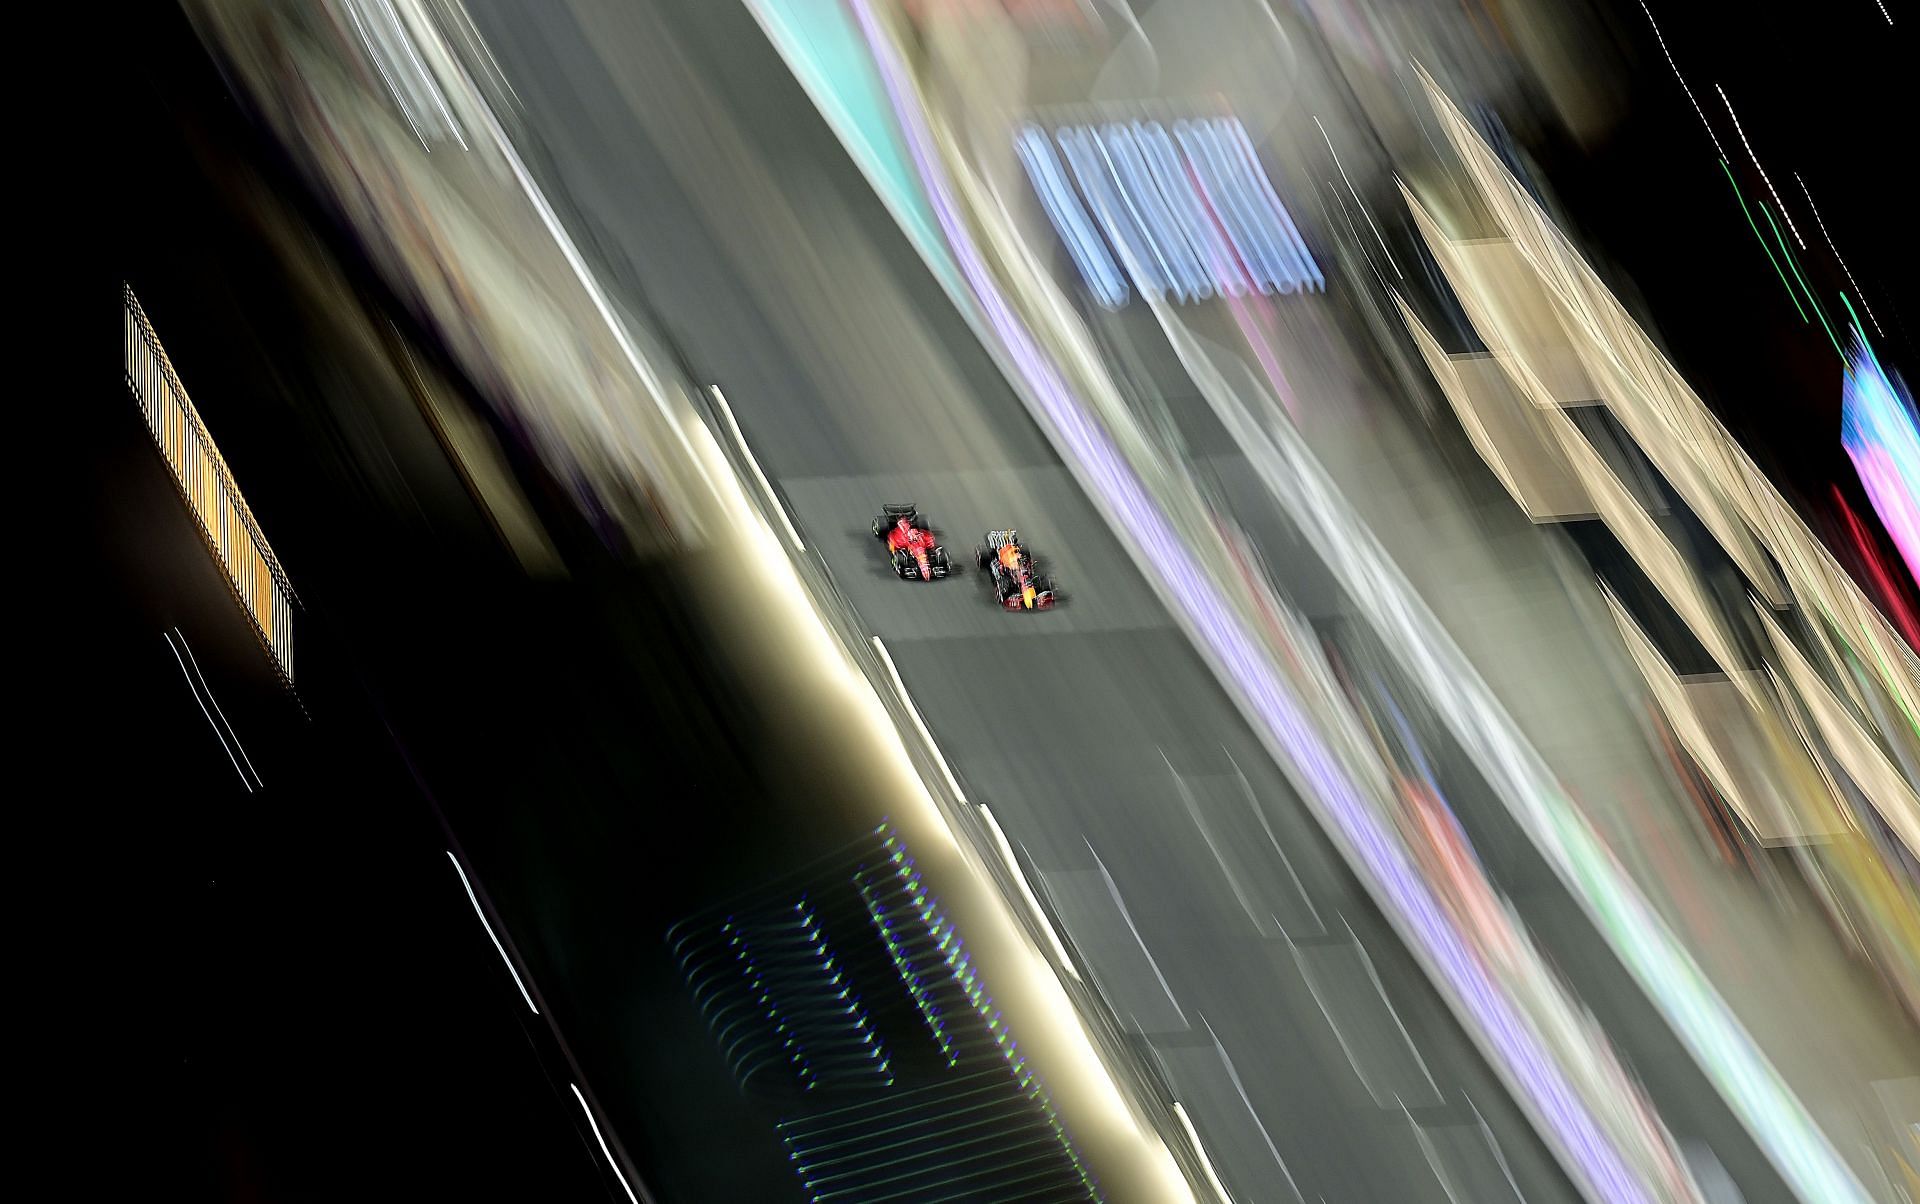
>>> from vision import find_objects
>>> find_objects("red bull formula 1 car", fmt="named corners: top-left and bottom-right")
top-left (872, 504), bottom-right (954, 581)
top-left (976, 529), bottom-right (1057, 610)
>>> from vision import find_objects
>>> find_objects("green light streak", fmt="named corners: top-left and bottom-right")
top-left (1722, 158), bottom-right (1809, 323)
top-left (1840, 292), bottom-right (1868, 350)
top-left (1840, 294), bottom-right (1893, 386)
top-left (1761, 201), bottom-right (1846, 360)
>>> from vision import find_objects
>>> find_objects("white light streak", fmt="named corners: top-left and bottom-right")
top-left (344, 0), bottom-right (430, 150)
top-left (375, 0), bottom-right (466, 150)
top-left (1313, 116), bottom-right (1401, 278)
top-left (1086, 840), bottom-right (1187, 1026)
top-left (1199, 1012), bottom-right (1303, 1201)
top-left (570, 1082), bottom-right (642, 1204)
top-left (446, 850), bottom-right (538, 1014)
top-left (1638, 2), bottom-right (1727, 160)
top-left (174, 627), bottom-right (263, 788)
top-left (1717, 84), bottom-right (1806, 249)
top-left (870, 636), bottom-right (966, 805)
top-left (1796, 172), bottom-right (1885, 337)
top-left (980, 805), bottom-right (1082, 982)
top-left (708, 385), bottom-right (803, 551)
top-left (1173, 1102), bottom-right (1238, 1204)
top-left (165, 631), bottom-right (252, 792)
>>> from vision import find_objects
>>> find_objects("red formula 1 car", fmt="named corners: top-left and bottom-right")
top-left (872, 504), bottom-right (954, 581)
top-left (976, 529), bottom-right (1057, 610)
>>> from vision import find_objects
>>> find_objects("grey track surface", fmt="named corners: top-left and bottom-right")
top-left (462, 2), bottom-right (1799, 1201)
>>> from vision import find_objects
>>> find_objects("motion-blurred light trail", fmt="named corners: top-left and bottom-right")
top-left (173, 626), bottom-right (263, 789)
top-left (570, 1083), bottom-right (644, 1204)
top-left (1636, 1), bottom-right (1727, 160)
top-left (847, 3), bottom-right (1666, 1198)
top-left (1016, 124), bottom-right (1129, 309)
top-left (708, 385), bottom-right (803, 552)
top-left (1178, 117), bottom-right (1325, 294)
top-left (1098, 124), bottom-right (1214, 302)
top-left (1721, 160), bottom-right (1810, 324)
top-left (1842, 336), bottom-right (1920, 582)
top-left (343, 0), bottom-right (465, 150)
top-left (1716, 83), bottom-right (1806, 250)
top-left (1172, 1102), bottom-right (1251, 1204)
top-left (1797, 173), bottom-right (1884, 338)
top-left (1137, 121), bottom-right (1247, 296)
top-left (1748, 186), bottom-right (1847, 360)
top-left (871, 636), bottom-right (967, 807)
top-left (1028, 117), bottom-right (1322, 304)
top-left (1312, 116), bottom-right (1400, 278)
top-left (1059, 125), bottom-right (1174, 301)
top-left (447, 851), bottom-right (538, 1015)
top-left (979, 805), bottom-right (1082, 984)
top-left (164, 630), bottom-right (254, 793)
top-left (1832, 487), bottom-right (1920, 650)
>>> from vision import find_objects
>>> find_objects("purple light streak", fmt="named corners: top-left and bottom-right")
top-left (842, 2), bottom-right (1651, 1199)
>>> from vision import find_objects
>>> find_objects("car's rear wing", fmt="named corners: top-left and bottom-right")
top-left (880, 503), bottom-right (919, 517)
top-left (986, 529), bottom-right (1019, 548)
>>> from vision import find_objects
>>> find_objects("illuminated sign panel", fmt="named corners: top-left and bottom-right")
top-left (1019, 115), bottom-right (1324, 307)
top-left (1842, 335), bottom-right (1919, 584)
top-left (123, 285), bottom-right (295, 682)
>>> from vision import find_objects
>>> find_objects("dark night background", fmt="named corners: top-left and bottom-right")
top-left (96, 5), bottom-right (619, 1200)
